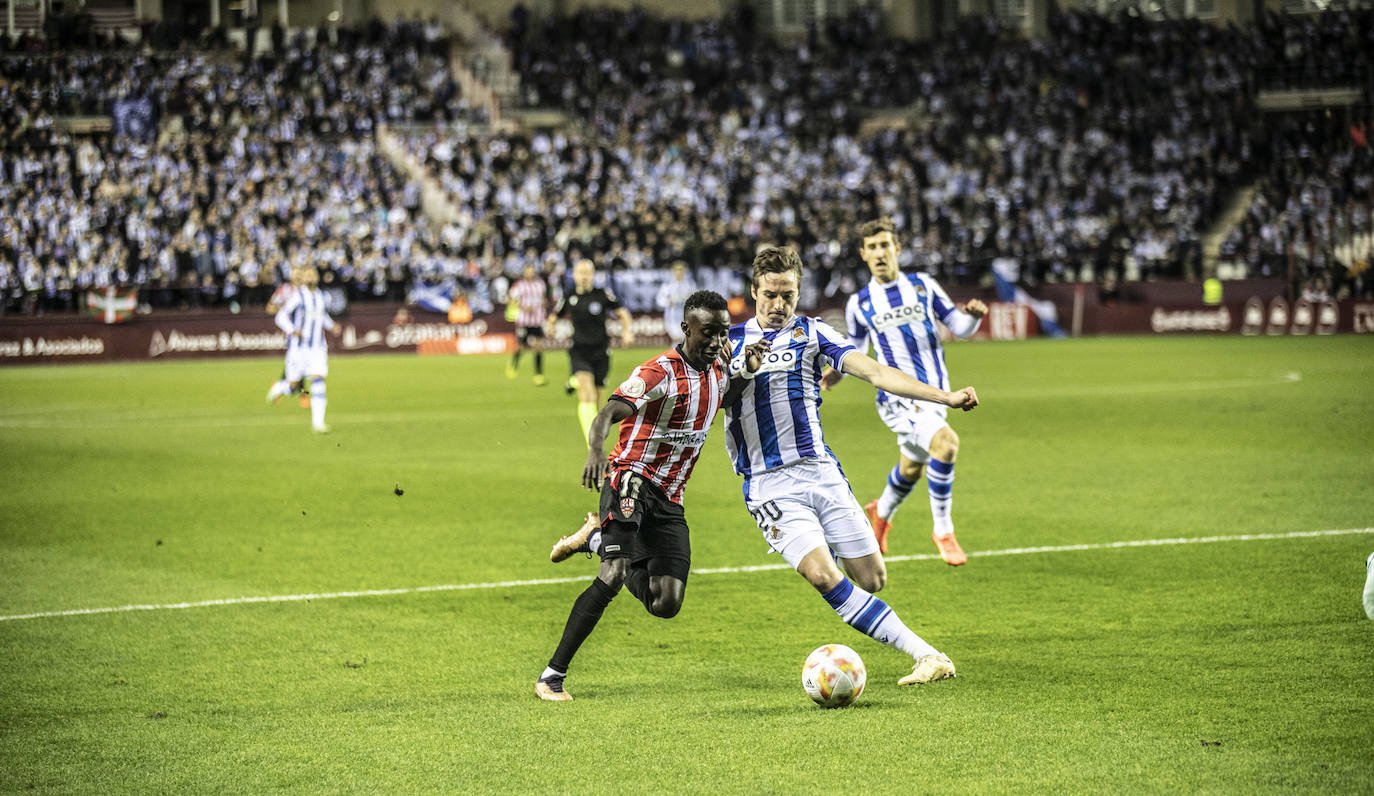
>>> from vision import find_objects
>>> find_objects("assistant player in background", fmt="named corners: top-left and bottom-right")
top-left (506, 264), bottom-right (549, 386)
top-left (726, 246), bottom-right (978, 686)
top-left (821, 217), bottom-right (987, 565)
top-left (271, 265), bottom-right (340, 433)
top-left (547, 259), bottom-right (635, 442)
top-left (535, 290), bottom-right (768, 701)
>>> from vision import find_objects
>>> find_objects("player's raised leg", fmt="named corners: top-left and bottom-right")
top-left (867, 456), bottom-right (923, 554)
top-left (550, 512), bottom-right (601, 563)
top-left (266, 378), bottom-right (292, 405)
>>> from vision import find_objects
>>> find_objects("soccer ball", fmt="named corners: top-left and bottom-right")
top-left (801, 644), bottom-right (866, 708)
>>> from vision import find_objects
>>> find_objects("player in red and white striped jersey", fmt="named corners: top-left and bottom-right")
top-left (505, 265), bottom-right (550, 385)
top-left (601, 346), bottom-right (722, 504)
top-left (534, 290), bottom-right (768, 701)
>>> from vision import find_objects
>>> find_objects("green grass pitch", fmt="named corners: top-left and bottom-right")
top-left (1, 335), bottom-right (1372, 792)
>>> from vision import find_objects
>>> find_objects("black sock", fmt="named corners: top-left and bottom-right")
top-left (548, 578), bottom-right (618, 674)
top-left (511, 351), bottom-right (522, 368)
top-left (534, 352), bottom-right (543, 374)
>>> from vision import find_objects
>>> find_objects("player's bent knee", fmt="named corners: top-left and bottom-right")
top-left (798, 548), bottom-right (845, 593)
top-left (932, 428), bottom-right (960, 461)
top-left (856, 571), bottom-right (886, 593)
top-left (652, 597), bottom-right (683, 619)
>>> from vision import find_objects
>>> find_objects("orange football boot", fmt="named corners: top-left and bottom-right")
top-left (932, 531), bottom-right (967, 566)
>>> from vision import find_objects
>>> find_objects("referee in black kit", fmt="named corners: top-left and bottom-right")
top-left (547, 258), bottom-right (634, 442)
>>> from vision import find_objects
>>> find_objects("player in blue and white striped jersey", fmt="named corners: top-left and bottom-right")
top-left (724, 246), bottom-right (979, 686)
top-left (270, 266), bottom-right (340, 433)
top-left (821, 217), bottom-right (987, 565)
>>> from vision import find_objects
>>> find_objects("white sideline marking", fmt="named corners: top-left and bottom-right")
top-left (2, 527), bottom-right (1370, 623)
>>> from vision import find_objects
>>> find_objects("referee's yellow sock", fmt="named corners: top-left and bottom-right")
top-left (578, 402), bottom-right (598, 442)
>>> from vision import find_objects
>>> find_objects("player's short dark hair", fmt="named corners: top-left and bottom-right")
top-left (683, 290), bottom-right (728, 315)
top-left (751, 246), bottom-right (803, 287)
top-left (858, 217), bottom-right (897, 241)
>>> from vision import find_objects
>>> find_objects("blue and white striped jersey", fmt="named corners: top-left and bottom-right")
top-left (724, 315), bottom-right (856, 478)
top-left (844, 273), bottom-right (979, 406)
top-left (275, 286), bottom-right (335, 353)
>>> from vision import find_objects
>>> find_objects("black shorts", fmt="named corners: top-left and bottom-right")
top-left (597, 470), bottom-right (691, 582)
top-left (569, 345), bottom-right (610, 387)
top-left (516, 326), bottom-right (544, 345)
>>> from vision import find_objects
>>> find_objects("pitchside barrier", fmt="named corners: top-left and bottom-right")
top-left (0, 290), bottom-right (1369, 366)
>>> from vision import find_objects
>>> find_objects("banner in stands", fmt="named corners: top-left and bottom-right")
top-left (1084, 297), bottom-right (1366, 336)
top-left (0, 306), bottom-right (674, 365)
top-left (0, 298), bottom-right (1368, 366)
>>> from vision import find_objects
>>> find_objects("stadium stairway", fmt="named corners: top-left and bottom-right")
top-left (1202, 181), bottom-right (1260, 277)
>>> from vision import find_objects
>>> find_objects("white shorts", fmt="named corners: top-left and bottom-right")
top-left (743, 457), bottom-right (879, 570)
top-left (285, 345), bottom-right (328, 382)
top-left (877, 397), bottom-right (948, 464)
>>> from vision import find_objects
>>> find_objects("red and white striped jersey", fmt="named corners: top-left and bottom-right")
top-left (608, 347), bottom-right (728, 505)
top-left (508, 277), bottom-right (548, 327)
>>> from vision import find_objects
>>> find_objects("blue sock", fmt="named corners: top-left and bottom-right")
top-left (821, 578), bottom-right (935, 659)
top-left (877, 465), bottom-right (916, 519)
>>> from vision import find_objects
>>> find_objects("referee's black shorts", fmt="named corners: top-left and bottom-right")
top-left (569, 344), bottom-right (610, 387)
top-left (597, 470), bottom-right (691, 582)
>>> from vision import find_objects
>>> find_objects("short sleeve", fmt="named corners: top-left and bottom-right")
top-left (611, 360), bottom-right (671, 412)
top-left (925, 276), bottom-right (956, 321)
top-left (844, 294), bottom-right (869, 354)
top-left (813, 318), bottom-right (857, 372)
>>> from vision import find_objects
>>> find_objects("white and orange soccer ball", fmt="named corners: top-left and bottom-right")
top-left (801, 644), bottom-right (866, 708)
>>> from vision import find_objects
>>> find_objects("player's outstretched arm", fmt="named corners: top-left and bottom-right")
top-left (582, 399), bottom-right (635, 490)
top-left (841, 353), bottom-right (979, 411)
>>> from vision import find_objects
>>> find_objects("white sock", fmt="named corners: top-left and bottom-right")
top-left (588, 529), bottom-right (603, 556)
top-left (1364, 552), bottom-right (1374, 621)
top-left (822, 579), bottom-right (938, 660)
top-left (268, 380), bottom-right (291, 400)
top-left (540, 666), bottom-right (565, 681)
top-left (928, 458), bottom-right (955, 538)
top-left (310, 378), bottom-right (327, 428)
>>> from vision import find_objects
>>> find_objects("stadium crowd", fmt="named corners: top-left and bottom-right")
top-left (1, 7), bottom-right (1371, 317)
top-left (0, 18), bottom-right (487, 315)
top-left (1220, 112), bottom-right (1373, 300)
